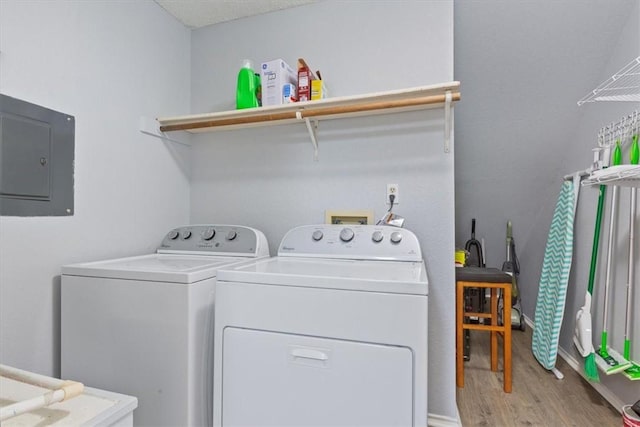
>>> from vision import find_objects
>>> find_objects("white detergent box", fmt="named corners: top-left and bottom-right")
top-left (261, 59), bottom-right (297, 106)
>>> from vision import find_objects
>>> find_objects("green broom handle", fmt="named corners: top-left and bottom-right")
top-left (602, 142), bottom-right (623, 339)
top-left (625, 187), bottom-right (636, 359)
top-left (624, 134), bottom-right (638, 359)
top-left (588, 185), bottom-right (607, 294)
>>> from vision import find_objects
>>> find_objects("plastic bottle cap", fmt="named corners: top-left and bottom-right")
top-left (242, 59), bottom-right (254, 69)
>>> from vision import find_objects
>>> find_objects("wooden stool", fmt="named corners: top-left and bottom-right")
top-left (456, 267), bottom-right (512, 393)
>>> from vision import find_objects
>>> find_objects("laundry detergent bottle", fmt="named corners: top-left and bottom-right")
top-left (236, 59), bottom-right (259, 109)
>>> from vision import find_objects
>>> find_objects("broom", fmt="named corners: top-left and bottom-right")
top-left (595, 141), bottom-right (632, 375)
top-left (574, 181), bottom-right (605, 382)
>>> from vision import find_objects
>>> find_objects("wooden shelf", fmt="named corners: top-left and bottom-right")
top-left (157, 82), bottom-right (460, 133)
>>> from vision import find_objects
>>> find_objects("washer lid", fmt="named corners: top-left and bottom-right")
top-left (217, 257), bottom-right (428, 295)
top-left (61, 253), bottom-right (260, 284)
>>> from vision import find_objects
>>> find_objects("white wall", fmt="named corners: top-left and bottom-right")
top-left (0, 1), bottom-right (191, 377)
top-left (189, 0), bottom-right (458, 421)
top-left (6, 0), bottom-right (631, 418)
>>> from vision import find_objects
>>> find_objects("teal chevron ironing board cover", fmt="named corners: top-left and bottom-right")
top-left (532, 180), bottom-right (577, 370)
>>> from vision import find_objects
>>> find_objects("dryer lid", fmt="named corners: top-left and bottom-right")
top-left (217, 256), bottom-right (428, 295)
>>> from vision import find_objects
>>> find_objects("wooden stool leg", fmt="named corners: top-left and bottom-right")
top-left (490, 287), bottom-right (498, 372)
top-left (456, 281), bottom-right (464, 388)
top-left (503, 284), bottom-right (512, 393)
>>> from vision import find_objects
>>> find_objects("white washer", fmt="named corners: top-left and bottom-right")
top-left (61, 225), bottom-right (269, 427)
top-left (213, 224), bottom-right (428, 427)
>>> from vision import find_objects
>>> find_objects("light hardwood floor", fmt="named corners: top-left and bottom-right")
top-left (456, 325), bottom-right (622, 426)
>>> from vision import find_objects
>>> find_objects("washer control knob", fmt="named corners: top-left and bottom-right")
top-left (372, 231), bottom-right (384, 243)
top-left (340, 228), bottom-right (355, 243)
top-left (202, 229), bottom-right (215, 241)
top-left (390, 231), bottom-right (403, 244)
top-left (312, 230), bottom-right (324, 241)
top-left (182, 231), bottom-right (192, 240)
top-left (168, 230), bottom-right (179, 240)
top-left (226, 230), bottom-right (238, 241)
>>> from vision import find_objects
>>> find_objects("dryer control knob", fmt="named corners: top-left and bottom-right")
top-left (202, 229), bottom-right (215, 241)
top-left (226, 230), bottom-right (238, 241)
top-left (312, 230), bottom-right (324, 241)
top-left (390, 231), bottom-right (403, 244)
top-left (182, 231), bottom-right (192, 240)
top-left (340, 228), bottom-right (355, 242)
top-left (372, 231), bottom-right (384, 243)
top-left (168, 230), bottom-right (179, 240)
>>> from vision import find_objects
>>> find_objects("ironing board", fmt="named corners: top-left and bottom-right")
top-left (532, 178), bottom-right (580, 379)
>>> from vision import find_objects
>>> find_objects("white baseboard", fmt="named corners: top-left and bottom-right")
top-left (523, 313), bottom-right (534, 328)
top-left (555, 346), bottom-right (625, 413)
top-left (428, 412), bottom-right (461, 427)
top-left (523, 314), bottom-right (624, 413)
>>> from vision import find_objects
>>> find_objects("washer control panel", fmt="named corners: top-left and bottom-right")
top-left (278, 225), bottom-right (422, 261)
top-left (157, 225), bottom-right (267, 256)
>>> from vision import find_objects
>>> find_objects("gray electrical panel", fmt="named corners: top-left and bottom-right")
top-left (0, 94), bottom-right (75, 216)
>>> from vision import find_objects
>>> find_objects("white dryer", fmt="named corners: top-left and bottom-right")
top-left (213, 224), bottom-right (428, 427)
top-left (61, 225), bottom-right (269, 427)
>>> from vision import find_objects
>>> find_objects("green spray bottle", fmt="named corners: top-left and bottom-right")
top-left (236, 60), bottom-right (260, 109)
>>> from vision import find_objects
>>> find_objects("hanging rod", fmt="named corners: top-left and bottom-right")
top-left (158, 92), bottom-right (460, 133)
top-left (152, 83), bottom-right (461, 158)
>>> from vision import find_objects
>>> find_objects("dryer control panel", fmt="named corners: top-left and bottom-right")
top-left (278, 225), bottom-right (422, 261)
top-left (157, 225), bottom-right (269, 257)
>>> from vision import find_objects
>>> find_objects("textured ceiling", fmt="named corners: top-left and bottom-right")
top-left (155, 0), bottom-right (315, 29)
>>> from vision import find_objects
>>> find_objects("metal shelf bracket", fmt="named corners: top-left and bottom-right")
top-left (444, 90), bottom-right (452, 153)
top-left (139, 116), bottom-right (191, 146)
top-left (304, 116), bottom-right (319, 161)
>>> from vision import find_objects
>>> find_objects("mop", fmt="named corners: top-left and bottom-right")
top-left (623, 133), bottom-right (640, 380)
top-left (595, 141), bottom-right (632, 374)
top-left (574, 178), bottom-right (607, 381)
top-left (532, 174), bottom-right (581, 379)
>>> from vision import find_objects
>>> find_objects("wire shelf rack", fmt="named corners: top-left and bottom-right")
top-left (578, 56), bottom-right (640, 105)
top-left (580, 110), bottom-right (640, 187)
top-left (582, 165), bottom-right (640, 188)
top-left (596, 110), bottom-right (639, 148)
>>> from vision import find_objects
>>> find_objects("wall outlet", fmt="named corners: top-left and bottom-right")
top-left (386, 184), bottom-right (399, 205)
